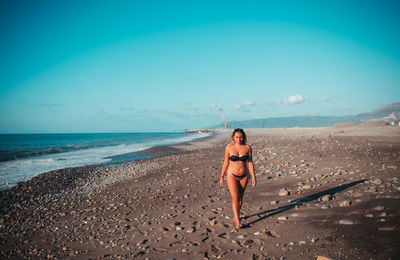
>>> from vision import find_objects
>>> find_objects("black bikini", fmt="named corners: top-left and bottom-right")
top-left (228, 154), bottom-right (249, 179)
top-left (229, 154), bottom-right (249, 162)
top-left (229, 172), bottom-right (247, 179)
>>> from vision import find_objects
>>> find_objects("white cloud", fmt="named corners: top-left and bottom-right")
top-left (234, 101), bottom-right (255, 110)
top-left (277, 94), bottom-right (305, 105)
top-left (322, 97), bottom-right (329, 102)
top-left (181, 102), bottom-right (202, 113)
top-left (243, 101), bottom-right (254, 106)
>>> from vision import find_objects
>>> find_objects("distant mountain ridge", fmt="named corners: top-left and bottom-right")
top-left (209, 103), bottom-right (400, 129)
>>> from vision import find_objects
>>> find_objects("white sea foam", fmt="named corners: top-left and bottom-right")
top-left (0, 133), bottom-right (209, 190)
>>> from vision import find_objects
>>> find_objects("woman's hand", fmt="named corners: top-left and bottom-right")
top-left (219, 177), bottom-right (224, 187)
top-left (252, 177), bottom-right (257, 187)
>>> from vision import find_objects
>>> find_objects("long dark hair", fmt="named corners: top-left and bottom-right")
top-left (231, 128), bottom-right (247, 144)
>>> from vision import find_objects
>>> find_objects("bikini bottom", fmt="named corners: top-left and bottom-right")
top-left (228, 172), bottom-right (248, 180)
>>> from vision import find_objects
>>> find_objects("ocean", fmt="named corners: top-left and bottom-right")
top-left (0, 132), bottom-right (209, 190)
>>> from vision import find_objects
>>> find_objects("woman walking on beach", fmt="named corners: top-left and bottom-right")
top-left (220, 128), bottom-right (256, 229)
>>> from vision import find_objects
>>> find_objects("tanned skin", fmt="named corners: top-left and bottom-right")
top-left (220, 129), bottom-right (256, 229)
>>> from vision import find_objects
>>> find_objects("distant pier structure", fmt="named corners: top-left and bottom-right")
top-left (184, 129), bottom-right (216, 134)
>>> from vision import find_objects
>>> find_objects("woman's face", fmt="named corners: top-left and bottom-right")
top-left (233, 132), bottom-right (244, 144)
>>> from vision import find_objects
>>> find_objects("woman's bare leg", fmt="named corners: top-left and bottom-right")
top-left (238, 175), bottom-right (248, 211)
top-left (227, 174), bottom-right (249, 228)
top-left (227, 174), bottom-right (241, 228)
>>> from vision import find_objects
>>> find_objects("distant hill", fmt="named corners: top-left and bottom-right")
top-left (209, 103), bottom-right (400, 129)
top-left (352, 103), bottom-right (400, 124)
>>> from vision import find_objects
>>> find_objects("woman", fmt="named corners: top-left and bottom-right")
top-left (220, 128), bottom-right (256, 229)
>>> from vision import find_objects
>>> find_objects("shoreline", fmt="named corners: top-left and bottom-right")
top-left (0, 132), bottom-right (214, 191)
top-left (0, 132), bottom-right (225, 202)
top-left (1, 126), bottom-right (400, 259)
top-left (106, 132), bottom-right (219, 163)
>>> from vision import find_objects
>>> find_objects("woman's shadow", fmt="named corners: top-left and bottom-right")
top-left (241, 179), bottom-right (366, 228)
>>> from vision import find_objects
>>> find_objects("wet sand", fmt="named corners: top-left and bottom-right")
top-left (1, 125), bottom-right (400, 259)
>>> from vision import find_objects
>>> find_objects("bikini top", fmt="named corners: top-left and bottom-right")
top-left (229, 154), bottom-right (249, 162)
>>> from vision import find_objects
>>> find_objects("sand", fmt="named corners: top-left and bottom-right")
top-left (1, 125), bottom-right (400, 259)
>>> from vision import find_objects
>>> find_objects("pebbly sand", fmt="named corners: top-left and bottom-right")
top-left (1, 125), bottom-right (400, 259)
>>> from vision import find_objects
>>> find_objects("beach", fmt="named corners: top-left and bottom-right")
top-left (1, 125), bottom-right (400, 259)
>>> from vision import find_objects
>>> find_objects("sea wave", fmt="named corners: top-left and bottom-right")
top-left (0, 132), bottom-right (210, 190)
top-left (0, 143), bottom-right (108, 162)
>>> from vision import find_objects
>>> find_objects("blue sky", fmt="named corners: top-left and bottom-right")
top-left (1, 0), bottom-right (399, 133)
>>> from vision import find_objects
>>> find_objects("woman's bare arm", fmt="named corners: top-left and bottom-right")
top-left (220, 145), bottom-right (230, 187)
top-left (247, 145), bottom-right (257, 187)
